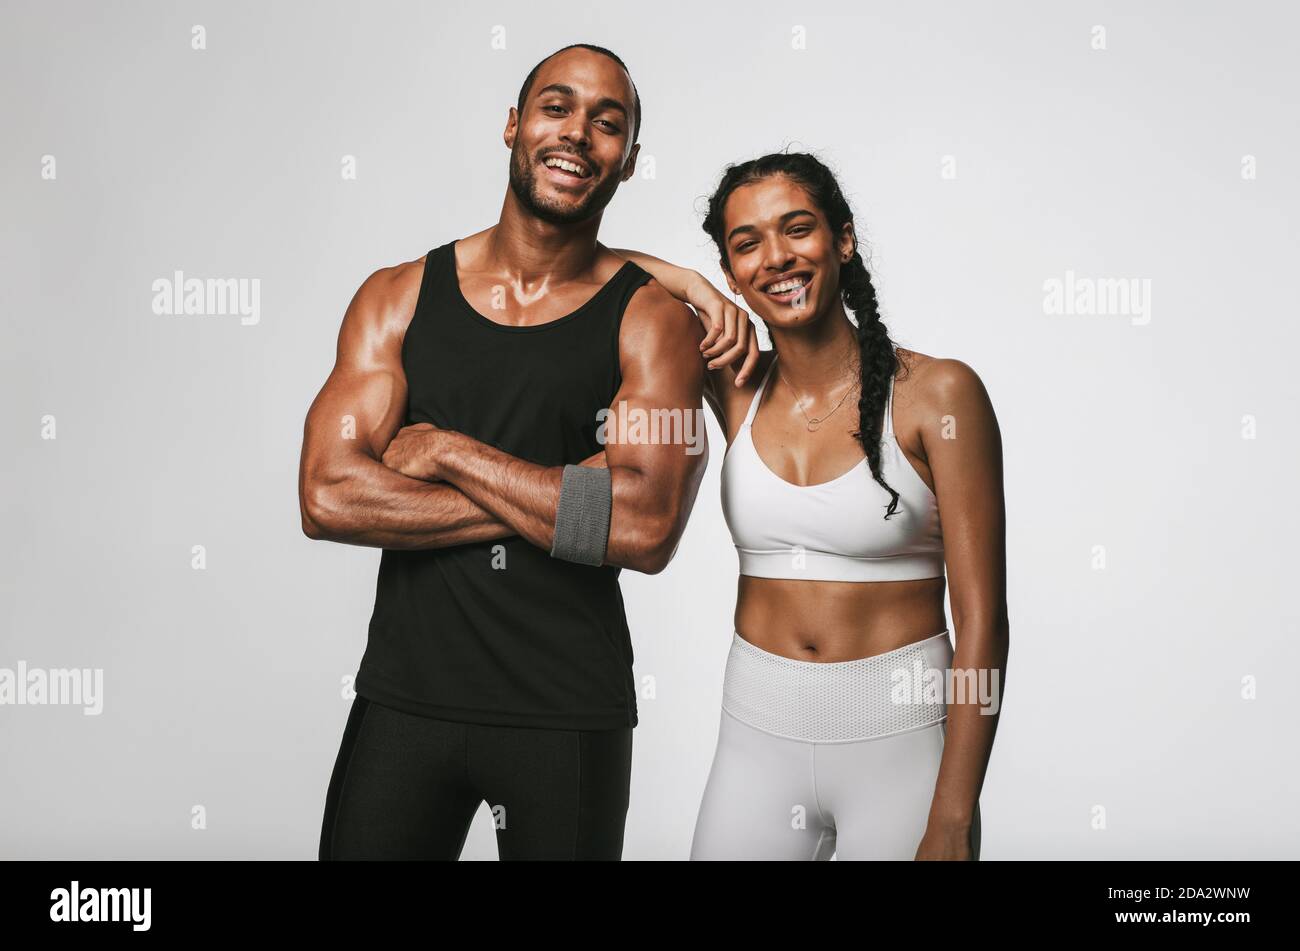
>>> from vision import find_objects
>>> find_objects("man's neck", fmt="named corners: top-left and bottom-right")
top-left (479, 191), bottom-right (607, 283)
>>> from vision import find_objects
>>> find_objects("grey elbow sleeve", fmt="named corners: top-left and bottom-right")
top-left (550, 464), bottom-right (612, 566)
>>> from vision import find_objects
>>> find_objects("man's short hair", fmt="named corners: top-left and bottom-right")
top-left (516, 43), bottom-right (641, 145)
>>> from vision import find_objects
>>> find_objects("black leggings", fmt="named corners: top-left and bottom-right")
top-left (319, 696), bottom-right (633, 860)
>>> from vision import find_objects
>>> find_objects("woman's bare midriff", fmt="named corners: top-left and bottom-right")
top-left (734, 574), bottom-right (948, 662)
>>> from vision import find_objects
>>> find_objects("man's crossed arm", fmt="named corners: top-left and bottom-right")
top-left (298, 260), bottom-right (516, 550)
top-left (380, 283), bottom-right (709, 574)
top-left (300, 262), bottom-right (710, 573)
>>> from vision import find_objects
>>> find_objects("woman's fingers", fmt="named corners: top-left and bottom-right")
top-left (714, 309), bottom-right (755, 381)
top-left (684, 289), bottom-right (756, 378)
top-left (703, 305), bottom-right (739, 362)
top-left (734, 329), bottom-right (762, 386)
top-left (697, 298), bottom-right (726, 352)
top-left (698, 309), bottom-right (721, 350)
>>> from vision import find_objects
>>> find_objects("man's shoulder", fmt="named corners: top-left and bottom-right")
top-left (365, 247), bottom-right (440, 298)
top-left (346, 250), bottom-right (438, 336)
top-left (620, 278), bottom-right (702, 348)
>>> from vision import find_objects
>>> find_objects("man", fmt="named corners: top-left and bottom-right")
top-left (299, 44), bottom-right (709, 860)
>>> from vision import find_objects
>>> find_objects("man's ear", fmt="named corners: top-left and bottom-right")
top-left (503, 106), bottom-right (518, 149)
top-left (620, 143), bottom-right (640, 182)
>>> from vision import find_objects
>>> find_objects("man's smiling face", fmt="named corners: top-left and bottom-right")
top-left (505, 47), bottom-right (640, 225)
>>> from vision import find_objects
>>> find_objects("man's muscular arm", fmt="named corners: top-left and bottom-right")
top-left (297, 261), bottom-right (514, 549)
top-left (383, 284), bottom-right (708, 573)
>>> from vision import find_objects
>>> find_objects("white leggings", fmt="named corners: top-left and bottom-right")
top-left (690, 630), bottom-right (981, 861)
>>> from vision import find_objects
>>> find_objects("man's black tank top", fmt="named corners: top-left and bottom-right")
top-left (354, 240), bottom-right (652, 731)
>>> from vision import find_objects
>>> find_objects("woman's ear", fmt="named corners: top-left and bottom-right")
top-left (838, 222), bottom-right (857, 262)
top-left (721, 264), bottom-right (739, 298)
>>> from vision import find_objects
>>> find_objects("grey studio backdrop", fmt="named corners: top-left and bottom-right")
top-left (2, 0), bottom-right (1297, 860)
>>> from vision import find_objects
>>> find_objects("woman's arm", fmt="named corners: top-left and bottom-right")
top-left (607, 248), bottom-right (697, 300)
top-left (607, 247), bottom-right (762, 388)
top-left (913, 357), bottom-right (1010, 860)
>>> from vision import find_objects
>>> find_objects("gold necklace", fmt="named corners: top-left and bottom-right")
top-left (777, 358), bottom-right (859, 432)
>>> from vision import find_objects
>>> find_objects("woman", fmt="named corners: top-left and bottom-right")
top-left (613, 151), bottom-right (1008, 860)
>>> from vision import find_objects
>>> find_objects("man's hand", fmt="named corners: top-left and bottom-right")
top-left (381, 422), bottom-right (448, 482)
top-left (382, 425), bottom-right (608, 486)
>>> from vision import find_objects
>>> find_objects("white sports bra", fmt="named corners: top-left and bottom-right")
top-left (720, 351), bottom-right (944, 582)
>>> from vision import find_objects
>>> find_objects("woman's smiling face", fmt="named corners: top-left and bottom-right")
top-left (720, 174), bottom-right (855, 330)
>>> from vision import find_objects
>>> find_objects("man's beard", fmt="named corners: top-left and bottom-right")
top-left (508, 144), bottom-right (621, 225)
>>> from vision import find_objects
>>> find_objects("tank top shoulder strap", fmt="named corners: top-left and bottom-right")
top-left (405, 242), bottom-right (453, 346)
top-left (429, 240), bottom-right (454, 283)
top-left (612, 257), bottom-right (653, 299)
top-left (606, 258), bottom-right (653, 340)
top-left (605, 259), bottom-right (653, 393)
top-left (742, 354), bottom-right (779, 428)
top-left (413, 241), bottom-right (454, 317)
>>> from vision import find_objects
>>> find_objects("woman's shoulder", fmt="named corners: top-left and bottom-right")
top-left (896, 346), bottom-right (988, 393)
top-left (708, 349), bottom-right (776, 438)
top-left (892, 346), bottom-right (996, 431)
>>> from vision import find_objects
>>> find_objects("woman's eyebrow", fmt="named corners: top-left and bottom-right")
top-left (726, 209), bottom-right (817, 243)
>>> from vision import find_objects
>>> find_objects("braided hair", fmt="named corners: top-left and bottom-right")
top-left (700, 151), bottom-right (904, 518)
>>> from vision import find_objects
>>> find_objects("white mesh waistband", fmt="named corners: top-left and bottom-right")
top-left (721, 631), bottom-right (953, 743)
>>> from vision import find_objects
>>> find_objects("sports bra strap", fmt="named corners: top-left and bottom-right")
top-left (883, 371), bottom-right (896, 437)
top-left (742, 355), bottom-right (779, 428)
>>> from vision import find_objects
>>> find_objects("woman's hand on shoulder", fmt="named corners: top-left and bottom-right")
top-left (684, 272), bottom-right (762, 387)
top-left (606, 246), bottom-right (760, 384)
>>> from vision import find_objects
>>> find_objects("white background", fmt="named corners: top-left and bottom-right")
top-left (2, 0), bottom-right (1297, 859)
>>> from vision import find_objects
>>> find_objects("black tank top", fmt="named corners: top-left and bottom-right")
top-left (354, 240), bottom-right (652, 731)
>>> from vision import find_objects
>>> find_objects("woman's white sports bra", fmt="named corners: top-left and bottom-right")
top-left (720, 350), bottom-right (944, 582)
